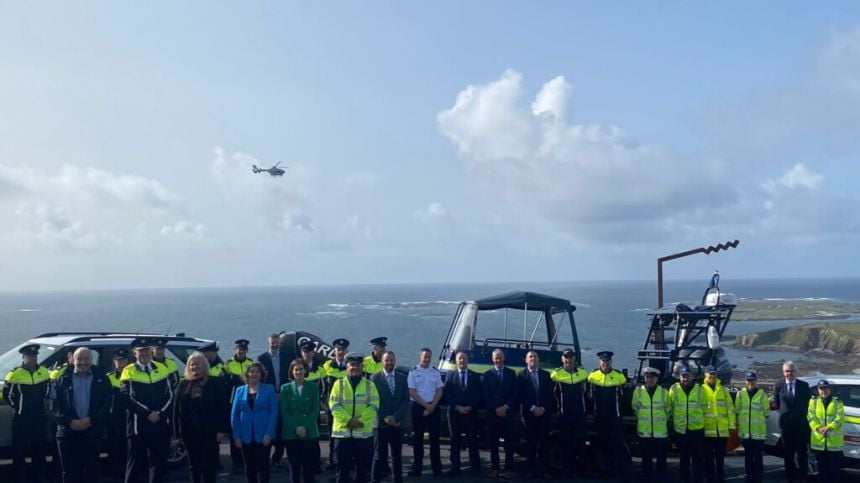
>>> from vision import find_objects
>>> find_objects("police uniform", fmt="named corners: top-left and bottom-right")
top-left (632, 367), bottom-right (669, 483)
top-left (587, 350), bottom-right (628, 479)
top-left (735, 371), bottom-right (770, 483)
top-left (669, 367), bottom-right (705, 483)
top-left (363, 337), bottom-right (387, 375)
top-left (3, 344), bottom-right (50, 481)
top-left (329, 353), bottom-right (380, 483)
top-left (299, 340), bottom-right (327, 383)
top-left (121, 337), bottom-right (175, 483)
top-left (808, 379), bottom-right (845, 482)
top-left (225, 339), bottom-right (253, 473)
top-left (551, 349), bottom-right (589, 477)
top-left (323, 338), bottom-right (350, 469)
top-left (107, 348), bottom-right (131, 479)
top-left (701, 366), bottom-right (735, 483)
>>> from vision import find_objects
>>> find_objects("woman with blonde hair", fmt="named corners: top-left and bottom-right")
top-left (175, 351), bottom-right (228, 483)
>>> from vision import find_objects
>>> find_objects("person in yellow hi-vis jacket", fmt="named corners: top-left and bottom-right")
top-left (631, 367), bottom-right (670, 483)
top-left (329, 352), bottom-right (380, 483)
top-left (735, 371), bottom-right (770, 483)
top-left (669, 366), bottom-right (705, 483)
top-left (702, 366), bottom-right (735, 483)
top-left (808, 379), bottom-right (844, 483)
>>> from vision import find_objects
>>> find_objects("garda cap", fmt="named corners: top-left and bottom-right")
top-left (19, 344), bottom-right (40, 356)
top-left (131, 337), bottom-right (155, 350)
top-left (345, 352), bottom-right (364, 364)
top-left (596, 350), bottom-right (614, 361)
top-left (678, 366), bottom-right (691, 376)
top-left (332, 338), bottom-right (350, 349)
top-left (234, 339), bottom-right (250, 350)
top-left (149, 338), bottom-right (167, 348)
top-left (705, 366), bottom-right (717, 374)
top-left (112, 348), bottom-right (130, 360)
top-left (370, 336), bottom-right (388, 347)
top-left (745, 371), bottom-right (758, 380)
top-left (300, 340), bottom-right (316, 353)
top-left (199, 341), bottom-right (219, 352)
top-left (643, 367), bottom-right (660, 376)
top-left (561, 348), bottom-right (575, 358)
top-left (817, 379), bottom-right (831, 388)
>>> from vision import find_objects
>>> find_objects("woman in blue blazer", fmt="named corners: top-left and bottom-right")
top-left (232, 362), bottom-right (278, 483)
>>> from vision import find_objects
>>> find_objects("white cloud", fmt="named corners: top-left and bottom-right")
top-left (160, 221), bottom-right (209, 239)
top-left (12, 202), bottom-right (122, 250)
top-left (762, 163), bottom-right (823, 193)
top-left (414, 202), bottom-right (447, 223)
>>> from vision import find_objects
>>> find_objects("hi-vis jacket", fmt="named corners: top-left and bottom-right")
top-left (3, 365), bottom-right (50, 418)
top-left (120, 361), bottom-right (175, 435)
top-left (702, 381), bottom-right (736, 438)
top-left (363, 355), bottom-right (383, 375)
top-left (808, 396), bottom-right (844, 452)
top-left (587, 369), bottom-right (626, 419)
top-left (735, 387), bottom-right (770, 441)
top-left (328, 376), bottom-right (379, 439)
top-left (669, 382), bottom-right (705, 434)
top-left (551, 366), bottom-right (588, 417)
top-left (632, 385), bottom-right (669, 438)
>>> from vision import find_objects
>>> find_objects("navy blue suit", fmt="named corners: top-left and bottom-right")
top-left (444, 369), bottom-right (482, 473)
top-left (517, 368), bottom-right (555, 475)
top-left (481, 366), bottom-right (518, 472)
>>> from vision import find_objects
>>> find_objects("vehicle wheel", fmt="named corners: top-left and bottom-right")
top-left (166, 437), bottom-right (188, 469)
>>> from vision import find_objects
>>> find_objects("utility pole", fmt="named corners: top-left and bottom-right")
top-left (657, 240), bottom-right (740, 307)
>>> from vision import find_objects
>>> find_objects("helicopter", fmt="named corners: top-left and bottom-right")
top-left (252, 162), bottom-right (287, 177)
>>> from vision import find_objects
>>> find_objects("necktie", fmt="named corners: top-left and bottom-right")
top-left (460, 371), bottom-right (466, 388)
top-left (497, 369), bottom-right (503, 382)
top-left (387, 373), bottom-right (395, 395)
top-left (531, 370), bottom-right (539, 391)
top-left (789, 382), bottom-right (794, 398)
top-left (145, 365), bottom-right (151, 374)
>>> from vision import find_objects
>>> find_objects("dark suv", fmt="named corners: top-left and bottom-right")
top-left (0, 332), bottom-right (214, 461)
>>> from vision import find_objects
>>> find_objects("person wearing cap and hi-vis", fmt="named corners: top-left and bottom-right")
top-left (152, 341), bottom-right (180, 391)
top-left (669, 366), bottom-right (705, 483)
top-left (363, 337), bottom-right (387, 375)
top-left (226, 339), bottom-right (254, 474)
top-left (324, 338), bottom-right (351, 470)
top-left (329, 353), bottom-right (380, 483)
top-left (735, 371), bottom-right (770, 483)
top-left (551, 348), bottom-right (590, 478)
top-left (702, 366), bottom-right (735, 483)
top-left (298, 340), bottom-right (327, 383)
top-left (632, 367), bottom-right (669, 483)
top-left (121, 337), bottom-right (176, 483)
top-left (808, 379), bottom-right (844, 482)
top-left (3, 343), bottom-right (50, 482)
top-left (107, 348), bottom-right (131, 480)
top-left (587, 350), bottom-right (628, 480)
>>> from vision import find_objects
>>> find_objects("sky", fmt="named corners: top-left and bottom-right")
top-left (2, 2), bottom-right (860, 291)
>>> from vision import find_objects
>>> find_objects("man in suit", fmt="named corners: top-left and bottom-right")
top-left (444, 351), bottom-right (482, 476)
top-left (481, 348), bottom-right (518, 479)
top-left (771, 361), bottom-right (811, 482)
top-left (518, 350), bottom-right (555, 479)
top-left (370, 350), bottom-right (409, 483)
top-left (52, 346), bottom-right (112, 483)
top-left (258, 333), bottom-right (291, 468)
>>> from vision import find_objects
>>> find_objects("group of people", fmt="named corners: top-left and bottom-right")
top-left (631, 360), bottom-right (846, 483)
top-left (2, 335), bottom-right (849, 483)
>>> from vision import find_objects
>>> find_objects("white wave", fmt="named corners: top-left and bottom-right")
top-left (296, 311), bottom-right (349, 317)
top-left (762, 297), bottom-right (835, 301)
top-left (17, 308), bottom-right (42, 312)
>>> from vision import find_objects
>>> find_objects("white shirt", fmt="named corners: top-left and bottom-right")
top-left (407, 365), bottom-right (444, 403)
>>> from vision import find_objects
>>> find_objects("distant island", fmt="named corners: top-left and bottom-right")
top-left (734, 322), bottom-right (860, 355)
top-left (732, 298), bottom-right (860, 322)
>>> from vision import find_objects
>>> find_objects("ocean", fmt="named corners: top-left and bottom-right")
top-left (1, 277), bottom-right (859, 373)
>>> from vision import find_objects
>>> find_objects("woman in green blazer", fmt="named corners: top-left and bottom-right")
top-left (280, 358), bottom-right (321, 483)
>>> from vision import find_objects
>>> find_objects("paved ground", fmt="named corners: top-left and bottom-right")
top-left (5, 440), bottom-right (859, 482)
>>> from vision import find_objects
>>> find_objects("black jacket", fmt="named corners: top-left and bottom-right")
top-left (772, 378), bottom-right (812, 431)
top-left (481, 366), bottom-right (518, 416)
top-left (517, 368), bottom-right (555, 418)
top-left (175, 378), bottom-right (229, 437)
top-left (120, 363), bottom-right (175, 435)
top-left (444, 369), bottom-right (482, 412)
top-left (258, 351), bottom-right (291, 392)
top-left (371, 370), bottom-right (410, 427)
top-left (51, 365), bottom-right (112, 438)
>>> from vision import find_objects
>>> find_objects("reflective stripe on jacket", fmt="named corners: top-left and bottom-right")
top-left (632, 385), bottom-right (669, 438)
top-left (669, 383), bottom-right (705, 434)
top-left (735, 387), bottom-right (770, 440)
top-left (328, 377), bottom-right (379, 439)
top-left (808, 396), bottom-right (844, 451)
top-left (702, 381), bottom-right (735, 438)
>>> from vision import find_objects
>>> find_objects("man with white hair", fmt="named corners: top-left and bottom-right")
top-left (772, 361), bottom-right (811, 483)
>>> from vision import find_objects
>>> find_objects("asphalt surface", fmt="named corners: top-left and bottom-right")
top-left (4, 441), bottom-right (860, 482)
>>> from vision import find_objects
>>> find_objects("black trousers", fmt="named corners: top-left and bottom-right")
top-left (595, 416), bottom-right (628, 478)
top-left (522, 412), bottom-right (551, 473)
top-left (125, 425), bottom-right (170, 483)
top-left (272, 411), bottom-right (285, 463)
top-left (741, 438), bottom-right (764, 483)
top-left (58, 431), bottom-right (101, 483)
top-left (286, 438), bottom-right (320, 483)
top-left (183, 429), bottom-right (219, 483)
top-left (675, 428), bottom-right (704, 483)
top-left (782, 424), bottom-right (809, 479)
top-left (703, 437), bottom-right (727, 483)
top-left (11, 416), bottom-right (47, 482)
top-left (335, 437), bottom-right (374, 483)
top-left (373, 426), bottom-right (403, 483)
top-left (242, 442), bottom-right (272, 483)
top-left (638, 436), bottom-right (668, 483)
top-left (814, 449), bottom-right (842, 483)
top-left (559, 412), bottom-right (587, 476)
top-left (108, 417), bottom-right (128, 479)
top-left (410, 403), bottom-right (441, 474)
top-left (448, 409), bottom-right (480, 472)
top-left (487, 413), bottom-right (516, 471)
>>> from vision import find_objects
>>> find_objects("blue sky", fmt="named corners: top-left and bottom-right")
top-left (2, 2), bottom-right (860, 290)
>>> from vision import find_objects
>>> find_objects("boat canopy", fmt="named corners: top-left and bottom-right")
top-left (474, 291), bottom-right (575, 312)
